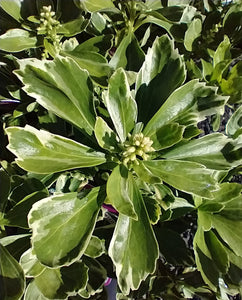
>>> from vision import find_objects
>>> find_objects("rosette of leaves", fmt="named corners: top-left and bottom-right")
top-left (3, 31), bottom-right (242, 299)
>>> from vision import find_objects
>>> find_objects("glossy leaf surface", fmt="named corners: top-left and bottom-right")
top-left (106, 68), bottom-right (137, 142)
top-left (0, 244), bottom-right (25, 300)
top-left (20, 249), bottom-right (45, 278)
top-left (184, 18), bottom-right (202, 51)
top-left (109, 32), bottom-right (133, 69)
top-left (162, 133), bottom-right (241, 170)
top-left (6, 125), bottom-right (106, 174)
top-left (155, 227), bottom-right (194, 266)
top-left (76, 0), bottom-right (114, 12)
top-left (0, 29), bottom-right (38, 52)
top-left (28, 188), bottom-right (104, 267)
top-left (84, 236), bottom-right (105, 258)
top-left (14, 56), bottom-right (95, 135)
top-left (144, 80), bottom-right (227, 136)
top-left (211, 215), bottom-right (242, 258)
top-left (0, 234), bottom-right (30, 261)
top-left (109, 179), bottom-right (158, 295)
top-left (226, 105), bottom-right (242, 137)
top-left (136, 35), bottom-right (186, 123)
top-left (61, 50), bottom-right (111, 78)
top-left (94, 117), bottom-right (119, 152)
top-left (147, 122), bottom-right (185, 151)
top-left (107, 165), bottom-right (137, 219)
top-left (35, 262), bottom-right (88, 299)
top-left (193, 225), bottom-right (221, 290)
top-left (135, 160), bottom-right (218, 198)
top-left (24, 281), bottom-right (49, 300)
top-left (5, 191), bottom-right (48, 228)
top-left (0, 0), bottom-right (22, 21)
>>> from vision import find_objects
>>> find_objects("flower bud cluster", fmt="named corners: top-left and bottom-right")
top-left (37, 6), bottom-right (61, 57)
top-left (122, 133), bottom-right (154, 166)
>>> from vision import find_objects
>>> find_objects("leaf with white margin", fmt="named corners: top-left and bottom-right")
top-left (28, 187), bottom-right (105, 267)
top-left (144, 79), bottom-right (228, 137)
top-left (24, 281), bottom-right (49, 300)
top-left (106, 68), bottom-right (137, 142)
top-left (84, 236), bottom-right (106, 258)
top-left (136, 34), bottom-right (186, 124)
top-left (0, 29), bottom-right (37, 52)
top-left (107, 164), bottom-right (138, 219)
top-left (108, 178), bottom-right (159, 295)
top-left (34, 261), bottom-right (88, 299)
top-left (134, 160), bottom-right (218, 199)
top-left (14, 56), bottom-right (95, 135)
top-left (6, 125), bottom-right (106, 174)
top-left (162, 133), bottom-right (242, 170)
top-left (20, 249), bottom-right (44, 278)
top-left (0, 243), bottom-right (25, 300)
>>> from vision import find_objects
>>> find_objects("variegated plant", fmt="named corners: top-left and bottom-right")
top-left (0, 1), bottom-right (242, 300)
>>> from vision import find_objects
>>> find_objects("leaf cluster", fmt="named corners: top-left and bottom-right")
top-left (0, 1), bottom-right (241, 300)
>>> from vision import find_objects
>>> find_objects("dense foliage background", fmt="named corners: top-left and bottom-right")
top-left (0, 0), bottom-right (242, 299)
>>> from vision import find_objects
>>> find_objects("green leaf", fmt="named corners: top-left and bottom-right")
top-left (198, 182), bottom-right (242, 213)
top-left (143, 196), bottom-right (161, 224)
top-left (211, 215), bottom-right (242, 258)
top-left (162, 133), bottom-right (241, 170)
top-left (84, 236), bottom-right (106, 258)
top-left (135, 160), bottom-right (218, 198)
top-left (0, 168), bottom-right (10, 212)
top-left (108, 179), bottom-right (158, 295)
top-left (6, 125), bottom-right (106, 174)
top-left (61, 50), bottom-right (112, 79)
top-left (155, 227), bottom-right (194, 266)
top-left (221, 61), bottom-right (242, 104)
top-left (90, 12), bottom-right (106, 33)
top-left (126, 35), bottom-right (145, 72)
top-left (0, 243), bottom-right (25, 300)
top-left (20, 249), bottom-right (45, 278)
top-left (198, 182), bottom-right (242, 216)
top-left (136, 35), bottom-right (186, 124)
top-left (139, 14), bottom-right (173, 37)
top-left (79, 256), bottom-right (107, 298)
top-left (5, 191), bottom-right (48, 228)
top-left (160, 197), bottom-right (194, 221)
top-left (219, 195), bottom-right (242, 221)
top-left (204, 230), bottom-right (229, 274)
top-left (0, 234), bottom-right (30, 261)
top-left (14, 56), bottom-right (96, 135)
top-left (75, 0), bottom-right (114, 12)
top-left (9, 177), bottom-right (46, 203)
top-left (213, 36), bottom-right (231, 67)
top-left (184, 18), bottom-right (202, 51)
top-left (210, 60), bottom-right (231, 83)
top-left (145, 122), bottom-right (185, 151)
top-left (144, 80), bottom-right (228, 135)
top-left (109, 32), bottom-right (133, 69)
top-left (106, 68), bottom-right (137, 142)
top-left (94, 117), bottom-right (119, 152)
top-left (24, 281), bottom-right (49, 300)
top-left (201, 59), bottom-right (213, 81)
top-left (28, 187), bottom-right (105, 267)
top-left (70, 34), bottom-right (112, 56)
top-left (0, 0), bottom-right (22, 21)
top-left (226, 105), bottom-right (242, 137)
top-left (107, 165), bottom-right (137, 219)
top-left (193, 226), bottom-right (220, 290)
top-left (35, 261), bottom-right (88, 299)
top-left (59, 17), bottom-right (87, 37)
top-left (0, 29), bottom-right (38, 52)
